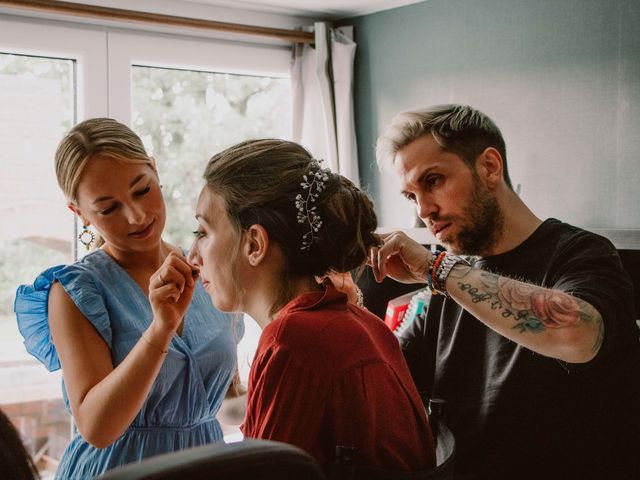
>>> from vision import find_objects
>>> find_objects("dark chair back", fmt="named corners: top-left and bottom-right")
top-left (98, 439), bottom-right (326, 480)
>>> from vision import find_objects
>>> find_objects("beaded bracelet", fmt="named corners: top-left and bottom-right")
top-left (427, 249), bottom-right (447, 294)
top-left (431, 250), bottom-right (447, 294)
top-left (425, 263), bottom-right (434, 291)
top-left (433, 253), bottom-right (471, 296)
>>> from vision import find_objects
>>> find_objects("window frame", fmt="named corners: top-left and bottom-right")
top-left (1, 10), bottom-right (293, 461)
top-left (0, 15), bottom-right (109, 120)
top-left (108, 30), bottom-right (292, 124)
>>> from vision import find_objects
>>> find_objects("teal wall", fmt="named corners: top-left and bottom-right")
top-left (347, 0), bottom-right (640, 229)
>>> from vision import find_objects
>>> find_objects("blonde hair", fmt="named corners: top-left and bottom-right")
top-left (55, 118), bottom-right (151, 202)
top-left (376, 104), bottom-right (513, 189)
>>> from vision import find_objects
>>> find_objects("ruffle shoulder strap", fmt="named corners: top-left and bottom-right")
top-left (14, 265), bottom-right (66, 371)
top-left (15, 261), bottom-right (113, 373)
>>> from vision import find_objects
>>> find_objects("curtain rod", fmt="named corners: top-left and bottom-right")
top-left (0, 0), bottom-right (315, 44)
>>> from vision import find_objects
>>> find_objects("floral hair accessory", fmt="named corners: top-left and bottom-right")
top-left (296, 160), bottom-right (330, 251)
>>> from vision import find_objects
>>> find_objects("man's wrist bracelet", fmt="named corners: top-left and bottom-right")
top-left (426, 248), bottom-right (447, 294)
top-left (432, 253), bottom-right (471, 296)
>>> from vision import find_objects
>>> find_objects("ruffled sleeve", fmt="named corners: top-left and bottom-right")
top-left (14, 263), bottom-right (113, 372)
top-left (14, 265), bottom-right (66, 371)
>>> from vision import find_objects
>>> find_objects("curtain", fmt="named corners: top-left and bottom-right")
top-left (291, 22), bottom-right (359, 187)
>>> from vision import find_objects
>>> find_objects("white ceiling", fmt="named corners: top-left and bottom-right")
top-left (187, 0), bottom-right (426, 19)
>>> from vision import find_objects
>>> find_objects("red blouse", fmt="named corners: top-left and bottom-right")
top-left (241, 284), bottom-right (436, 471)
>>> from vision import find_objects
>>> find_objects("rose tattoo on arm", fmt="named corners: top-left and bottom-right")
top-left (499, 277), bottom-right (582, 331)
top-left (456, 270), bottom-right (603, 352)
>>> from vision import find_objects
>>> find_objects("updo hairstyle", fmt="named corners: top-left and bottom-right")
top-left (203, 139), bottom-right (379, 278)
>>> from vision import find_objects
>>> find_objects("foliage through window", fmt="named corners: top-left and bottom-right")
top-left (132, 66), bottom-right (291, 249)
top-left (0, 51), bottom-right (75, 477)
top-left (0, 53), bottom-right (292, 475)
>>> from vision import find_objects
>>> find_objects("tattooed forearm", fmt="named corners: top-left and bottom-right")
top-left (575, 297), bottom-right (604, 353)
top-left (455, 269), bottom-right (601, 336)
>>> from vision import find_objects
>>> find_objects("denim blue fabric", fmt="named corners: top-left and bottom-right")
top-left (14, 249), bottom-right (243, 479)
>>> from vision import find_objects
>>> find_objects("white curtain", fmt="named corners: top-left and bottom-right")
top-left (291, 22), bottom-right (360, 187)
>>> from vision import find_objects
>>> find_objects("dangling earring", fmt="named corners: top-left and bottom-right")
top-left (78, 225), bottom-right (95, 250)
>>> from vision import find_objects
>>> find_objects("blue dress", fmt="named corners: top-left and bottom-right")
top-left (14, 249), bottom-right (243, 480)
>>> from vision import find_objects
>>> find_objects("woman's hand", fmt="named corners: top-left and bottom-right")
top-left (50, 250), bottom-right (201, 448)
top-left (148, 251), bottom-right (198, 334)
top-left (368, 231), bottom-right (432, 284)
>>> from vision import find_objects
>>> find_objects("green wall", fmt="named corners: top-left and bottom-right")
top-left (347, 0), bottom-right (640, 229)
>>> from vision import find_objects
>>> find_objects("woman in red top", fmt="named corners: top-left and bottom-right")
top-left (187, 139), bottom-right (436, 472)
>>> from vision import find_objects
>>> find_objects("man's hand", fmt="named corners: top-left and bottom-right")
top-left (317, 271), bottom-right (363, 306)
top-left (368, 231), bottom-right (432, 284)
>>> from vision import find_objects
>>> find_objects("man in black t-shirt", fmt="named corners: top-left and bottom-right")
top-left (371, 104), bottom-right (640, 480)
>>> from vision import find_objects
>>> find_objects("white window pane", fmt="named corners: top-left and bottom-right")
top-left (0, 52), bottom-right (74, 361)
top-left (0, 52), bottom-right (75, 476)
top-left (131, 65), bottom-right (291, 249)
top-left (132, 65), bottom-right (291, 440)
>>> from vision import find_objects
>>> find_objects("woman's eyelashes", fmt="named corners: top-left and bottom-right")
top-left (134, 186), bottom-right (151, 197)
top-left (98, 185), bottom-right (152, 215)
top-left (192, 228), bottom-right (206, 238)
top-left (100, 204), bottom-right (117, 215)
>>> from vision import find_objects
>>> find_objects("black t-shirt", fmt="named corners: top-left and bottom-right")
top-left (400, 219), bottom-right (640, 480)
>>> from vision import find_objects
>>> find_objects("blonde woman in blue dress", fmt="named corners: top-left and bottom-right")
top-left (14, 118), bottom-right (241, 479)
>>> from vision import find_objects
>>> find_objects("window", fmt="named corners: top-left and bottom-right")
top-left (0, 51), bottom-right (75, 477)
top-left (132, 65), bottom-right (290, 248)
top-left (131, 65), bottom-right (290, 439)
top-left (110, 28), bottom-right (292, 411)
top-left (1, 18), bottom-right (106, 476)
top-left (1, 16), bottom-right (292, 474)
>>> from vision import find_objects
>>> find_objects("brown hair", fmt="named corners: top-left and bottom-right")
top-left (0, 410), bottom-right (39, 480)
top-left (203, 139), bottom-right (379, 313)
top-left (376, 104), bottom-right (513, 189)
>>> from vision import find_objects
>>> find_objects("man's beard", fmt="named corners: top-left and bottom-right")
top-left (439, 176), bottom-right (504, 256)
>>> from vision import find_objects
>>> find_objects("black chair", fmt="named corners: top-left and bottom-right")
top-left (98, 439), bottom-right (325, 480)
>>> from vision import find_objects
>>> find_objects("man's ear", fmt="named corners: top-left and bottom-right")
top-left (476, 147), bottom-right (504, 188)
top-left (243, 224), bottom-right (269, 267)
